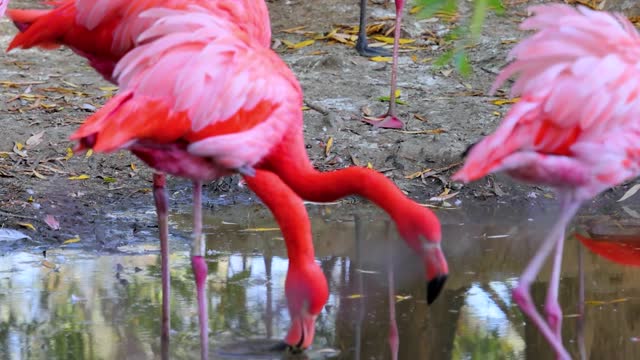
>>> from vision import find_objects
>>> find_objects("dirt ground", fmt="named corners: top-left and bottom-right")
top-left (0, 0), bottom-right (638, 246)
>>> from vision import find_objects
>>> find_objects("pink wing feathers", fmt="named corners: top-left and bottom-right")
top-left (453, 4), bottom-right (640, 199)
top-left (71, 7), bottom-right (301, 172)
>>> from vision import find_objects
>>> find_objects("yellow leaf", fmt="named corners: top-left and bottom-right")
top-left (99, 86), bottom-right (119, 92)
top-left (63, 236), bottom-right (80, 244)
top-left (32, 170), bottom-right (47, 179)
top-left (27, 196), bottom-right (34, 203)
top-left (301, 106), bottom-right (310, 111)
top-left (370, 56), bottom-right (392, 63)
top-left (366, 162), bottom-right (374, 169)
top-left (371, 35), bottom-right (415, 45)
top-left (346, 294), bottom-right (363, 299)
top-left (585, 300), bottom-right (606, 306)
top-left (130, 163), bottom-right (137, 171)
top-left (410, 5), bottom-right (424, 14)
top-left (293, 39), bottom-right (315, 49)
top-left (492, 111), bottom-right (501, 116)
top-left (240, 227), bottom-right (281, 232)
top-left (405, 168), bottom-right (432, 179)
top-left (325, 136), bottom-right (334, 157)
top-left (61, 80), bottom-right (79, 88)
top-left (68, 174), bottom-right (90, 180)
top-left (85, 149), bottom-right (93, 158)
top-left (281, 39), bottom-right (296, 48)
top-left (18, 222), bottom-right (36, 231)
top-left (15, 142), bottom-right (24, 151)
top-left (64, 147), bottom-right (74, 160)
top-left (492, 98), bottom-right (520, 106)
top-left (395, 295), bottom-right (412, 303)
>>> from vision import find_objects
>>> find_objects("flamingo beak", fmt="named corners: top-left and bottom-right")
top-left (427, 274), bottom-right (447, 304)
top-left (423, 240), bottom-right (448, 304)
top-left (283, 314), bottom-right (317, 352)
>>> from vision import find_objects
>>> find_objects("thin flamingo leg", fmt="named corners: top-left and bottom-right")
top-left (385, 222), bottom-right (398, 360)
top-left (152, 173), bottom-right (171, 350)
top-left (512, 194), bottom-right (580, 360)
top-left (544, 225), bottom-right (567, 340)
top-left (363, 0), bottom-right (405, 129)
top-left (356, 0), bottom-right (391, 57)
top-left (190, 180), bottom-right (208, 360)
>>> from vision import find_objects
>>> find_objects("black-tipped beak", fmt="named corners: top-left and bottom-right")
top-left (427, 275), bottom-right (447, 304)
top-left (461, 141), bottom-right (478, 158)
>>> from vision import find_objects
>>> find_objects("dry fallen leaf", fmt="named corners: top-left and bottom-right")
top-left (292, 39), bottom-right (315, 49)
top-left (325, 136), bottom-right (334, 157)
top-left (68, 174), bottom-right (90, 180)
top-left (618, 184), bottom-right (640, 202)
top-left (370, 56), bottom-right (392, 63)
top-left (26, 131), bottom-right (45, 148)
top-left (17, 222), bottom-right (36, 231)
top-left (63, 236), bottom-right (81, 244)
top-left (492, 98), bottom-right (520, 106)
top-left (64, 147), bottom-right (74, 160)
top-left (13, 142), bottom-right (27, 157)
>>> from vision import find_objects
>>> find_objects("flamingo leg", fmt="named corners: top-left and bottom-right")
top-left (190, 180), bottom-right (208, 360)
top-left (356, 0), bottom-right (391, 57)
top-left (152, 173), bottom-right (171, 350)
top-left (511, 193), bottom-right (580, 360)
top-left (544, 225), bottom-right (567, 340)
top-left (363, 0), bottom-right (405, 129)
top-left (385, 222), bottom-right (398, 360)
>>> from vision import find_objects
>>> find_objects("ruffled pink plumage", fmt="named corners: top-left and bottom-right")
top-left (453, 4), bottom-right (640, 200)
top-left (7, 0), bottom-right (271, 82)
top-left (70, 7), bottom-right (302, 178)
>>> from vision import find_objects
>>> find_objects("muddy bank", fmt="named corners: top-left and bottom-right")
top-left (1, 0), bottom-right (638, 247)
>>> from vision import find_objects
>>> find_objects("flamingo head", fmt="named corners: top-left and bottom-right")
top-left (281, 260), bottom-right (329, 351)
top-left (395, 204), bottom-right (448, 304)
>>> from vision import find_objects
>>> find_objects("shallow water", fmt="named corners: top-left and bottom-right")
top-left (2, 200), bottom-right (640, 359)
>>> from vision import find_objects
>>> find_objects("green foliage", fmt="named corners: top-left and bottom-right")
top-left (415, 0), bottom-right (505, 76)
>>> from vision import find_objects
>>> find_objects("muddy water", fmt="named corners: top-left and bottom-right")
top-left (2, 201), bottom-right (640, 359)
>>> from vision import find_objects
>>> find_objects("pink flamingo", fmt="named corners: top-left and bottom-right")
top-left (357, 0), bottom-right (406, 129)
top-left (453, 4), bottom-right (640, 359)
top-left (6, 0), bottom-right (272, 352)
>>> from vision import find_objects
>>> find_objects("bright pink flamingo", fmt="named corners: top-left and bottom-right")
top-left (67, 4), bottom-right (448, 350)
top-left (6, 0), bottom-right (272, 353)
top-left (453, 4), bottom-right (640, 359)
top-left (358, 0), bottom-right (406, 129)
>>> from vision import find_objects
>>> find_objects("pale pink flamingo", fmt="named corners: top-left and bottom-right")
top-left (358, 0), bottom-right (406, 129)
top-left (0, 0), bottom-right (7, 17)
top-left (453, 4), bottom-right (640, 359)
top-left (65, 5), bottom-right (447, 353)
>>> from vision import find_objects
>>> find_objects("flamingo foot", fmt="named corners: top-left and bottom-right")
top-left (362, 113), bottom-right (404, 129)
top-left (355, 38), bottom-right (391, 57)
top-left (512, 284), bottom-right (571, 360)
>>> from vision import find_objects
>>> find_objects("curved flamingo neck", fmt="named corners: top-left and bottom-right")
top-left (243, 170), bottom-right (316, 265)
top-left (265, 130), bottom-right (411, 222)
